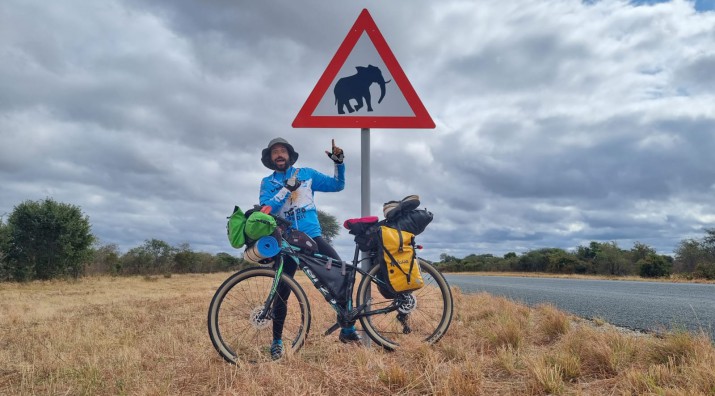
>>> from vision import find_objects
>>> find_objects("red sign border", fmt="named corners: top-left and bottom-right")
top-left (292, 9), bottom-right (435, 129)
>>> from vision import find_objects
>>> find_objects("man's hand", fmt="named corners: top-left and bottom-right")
top-left (284, 177), bottom-right (301, 192)
top-left (325, 139), bottom-right (344, 164)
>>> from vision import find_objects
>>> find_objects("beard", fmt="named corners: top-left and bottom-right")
top-left (273, 157), bottom-right (288, 171)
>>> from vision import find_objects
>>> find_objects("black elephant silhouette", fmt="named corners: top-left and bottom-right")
top-left (333, 65), bottom-right (392, 114)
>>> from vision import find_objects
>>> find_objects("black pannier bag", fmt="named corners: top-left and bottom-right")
top-left (354, 225), bottom-right (379, 252)
top-left (300, 254), bottom-right (349, 305)
top-left (344, 216), bottom-right (380, 252)
top-left (384, 209), bottom-right (433, 236)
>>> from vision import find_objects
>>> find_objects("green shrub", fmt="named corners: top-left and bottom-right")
top-left (693, 262), bottom-right (715, 280)
top-left (638, 254), bottom-right (672, 278)
top-left (5, 198), bottom-right (95, 281)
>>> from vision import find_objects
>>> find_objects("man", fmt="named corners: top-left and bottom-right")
top-left (259, 137), bottom-right (361, 359)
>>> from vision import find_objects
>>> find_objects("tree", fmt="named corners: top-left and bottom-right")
top-left (594, 242), bottom-right (631, 275)
top-left (317, 210), bottom-right (340, 244)
top-left (638, 253), bottom-right (672, 278)
top-left (674, 239), bottom-right (704, 273)
top-left (87, 243), bottom-right (121, 276)
top-left (546, 250), bottom-right (579, 273)
top-left (693, 228), bottom-right (715, 279)
top-left (703, 228), bottom-right (715, 252)
top-left (674, 229), bottom-right (715, 277)
top-left (629, 242), bottom-right (656, 264)
top-left (0, 216), bottom-right (10, 281)
top-left (576, 242), bottom-right (600, 261)
top-left (693, 262), bottom-right (715, 280)
top-left (173, 243), bottom-right (218, 273)
top-left (173, 242), bottom-right (198, 273)
top-left (515, 248), bottom-right (561, 272)
top-left (5, 198), bottom-right (95, 281)
top-left (215, 252), bottom-right (244, 272)
top-left (121, 239), bottom-right (175, 275)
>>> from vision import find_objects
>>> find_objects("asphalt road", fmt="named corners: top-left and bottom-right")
top-left (444, 274), bottom-right (715, 340)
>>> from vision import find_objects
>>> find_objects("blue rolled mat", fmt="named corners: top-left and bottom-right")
top-left (256, 235), bottom-right (280, 258)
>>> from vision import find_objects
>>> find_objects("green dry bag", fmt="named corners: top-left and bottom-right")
top-left (227, 206), bottom-right (247, 249)
top-left (245, 211), bottom-right (277, 242)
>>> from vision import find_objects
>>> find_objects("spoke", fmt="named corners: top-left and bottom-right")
top-left (359, 262), bottom-right (451, 347)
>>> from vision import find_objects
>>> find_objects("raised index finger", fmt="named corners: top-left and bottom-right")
top-left (331, 138), bottom-right (336, 148)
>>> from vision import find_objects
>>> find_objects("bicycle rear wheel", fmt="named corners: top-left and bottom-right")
top-left (207, 266), bottom-right (311, 364)
top-left (356, 259), bottom-right (453, 350)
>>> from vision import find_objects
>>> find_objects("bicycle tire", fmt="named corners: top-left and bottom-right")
top-left (356, 258), bottom-right (453, 350)
top-left (207, 266), bottom-right (311, 364)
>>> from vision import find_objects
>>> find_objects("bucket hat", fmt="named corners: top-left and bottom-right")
top-left (261, 137), bottom-right (299, 170)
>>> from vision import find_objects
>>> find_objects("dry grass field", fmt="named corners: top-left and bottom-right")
top-left (1, 272), bottom-right (714, 395)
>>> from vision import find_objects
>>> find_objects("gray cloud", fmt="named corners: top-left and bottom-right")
top-left (1, 0), bottom-right (714, 262)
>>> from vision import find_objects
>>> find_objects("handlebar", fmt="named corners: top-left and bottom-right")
top-left (273, 215), bottom-right (291, 228)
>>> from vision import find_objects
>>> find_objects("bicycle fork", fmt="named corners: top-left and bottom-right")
top-left (255, 259), bottom-right (287, 323)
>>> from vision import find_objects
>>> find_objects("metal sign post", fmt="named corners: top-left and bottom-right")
top-left (361, 128), bottom-right (370, 218)
top-left (360, 127), bottom-right (371, 346)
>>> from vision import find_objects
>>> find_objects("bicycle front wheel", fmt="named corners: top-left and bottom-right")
top-left (207, 266), bottom-right (311, 364)
top-left (356, 258), bottom-right (453, 350)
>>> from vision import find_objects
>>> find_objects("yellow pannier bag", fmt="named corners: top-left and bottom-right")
top-left (379, 225), bottom-right (424, 294)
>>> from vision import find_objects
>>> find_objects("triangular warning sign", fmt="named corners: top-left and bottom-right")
top-left (292, 9), bottom-right (435, 129)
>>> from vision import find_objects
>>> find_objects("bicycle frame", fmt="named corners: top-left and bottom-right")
top-left (255, 238), bottom-right (404, 332)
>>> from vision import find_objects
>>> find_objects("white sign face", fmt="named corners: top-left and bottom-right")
top-left (311, 33), bottom-right (414, 117)
top-left (293, 9), bottom-right (434, 129)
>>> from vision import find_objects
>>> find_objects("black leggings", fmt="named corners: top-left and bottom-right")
top-left (272, 236), bottom-right (343, 340)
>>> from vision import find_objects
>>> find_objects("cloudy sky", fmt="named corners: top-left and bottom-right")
top-left (1, 0), bottom-right (714, 261)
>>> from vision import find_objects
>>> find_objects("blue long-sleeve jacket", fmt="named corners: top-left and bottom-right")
top-left (259, 164), bottom-right (345, 238)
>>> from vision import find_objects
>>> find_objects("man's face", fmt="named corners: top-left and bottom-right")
top-left (270, 144), bottom-right (289, 171)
